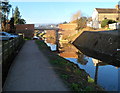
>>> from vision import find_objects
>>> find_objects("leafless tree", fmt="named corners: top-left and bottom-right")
top-left (71, 10), bottom-right (82, 22)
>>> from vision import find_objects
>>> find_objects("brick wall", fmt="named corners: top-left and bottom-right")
top-left (59, 23), bottom-right (77, 30)
top-left (15, 24), bottom-right (34, 38)
top-left (58, 23), bottom-right (78, 40)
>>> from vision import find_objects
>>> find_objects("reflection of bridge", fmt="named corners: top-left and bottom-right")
top-left (35, 27), bottom-right (60, 51)
top-left (34, 27), bottom-right (60, 31)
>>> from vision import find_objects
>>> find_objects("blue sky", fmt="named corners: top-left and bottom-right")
top-left (9, 1), bottom-right (119, 24)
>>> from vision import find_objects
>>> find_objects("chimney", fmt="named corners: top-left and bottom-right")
top-left (115, 5), bottom-right (120, 10)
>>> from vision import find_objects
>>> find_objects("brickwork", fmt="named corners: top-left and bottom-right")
top-left (58, 23), bottom-right (78, 40)
top-left (15, 24), bottom-right (34, 38)
top-left (59, 23), bottom-right (77, 30)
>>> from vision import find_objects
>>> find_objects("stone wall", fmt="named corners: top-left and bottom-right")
top-left (73, 30), bottom-right (119, 57)
top-left (98, 13), bottom-right (119, 22)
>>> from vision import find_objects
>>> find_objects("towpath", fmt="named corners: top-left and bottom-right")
top-left (3, 40), bottom-right (69, 91)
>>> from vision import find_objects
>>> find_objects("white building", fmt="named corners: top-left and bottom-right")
top-left (109, 22), bottom-right (120, 30)
top-left (92, 8), bottom-right (99, 28)
top-left (87, 21), bottom-right (93, 28)
top-left (92, 5), bottom-right (120, 29)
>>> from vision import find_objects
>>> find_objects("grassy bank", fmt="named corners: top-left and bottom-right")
top-left (36, 40), bottom-right (104, 92)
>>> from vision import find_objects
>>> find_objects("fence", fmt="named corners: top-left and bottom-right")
top-left (109, 22), bottom-right (120, 30)
top-left (1, 35), bottom-right (24, 86)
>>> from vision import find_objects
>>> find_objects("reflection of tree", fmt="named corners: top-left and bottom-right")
top-left (77, 51), bottom-right (88, 65)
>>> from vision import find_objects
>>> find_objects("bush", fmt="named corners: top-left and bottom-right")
top-left (101, 19), bottom-right (117, 28)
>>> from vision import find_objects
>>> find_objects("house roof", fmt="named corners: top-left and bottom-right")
top-left (96, 8), bottom-right (120, 13)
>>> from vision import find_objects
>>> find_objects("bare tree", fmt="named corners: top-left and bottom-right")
top-left (71, 10), bottom-right (82, 22)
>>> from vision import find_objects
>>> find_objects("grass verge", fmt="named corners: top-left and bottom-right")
top-left (35, 40), bottom-right (105, 92)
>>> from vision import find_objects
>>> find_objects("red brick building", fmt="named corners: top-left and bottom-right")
top-left (15, 24), bottom-right (34, 38)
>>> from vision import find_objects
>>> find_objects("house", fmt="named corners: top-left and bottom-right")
top-left (87, 21), bottom-right (93, 28)
top-left (92, 5), bottom-right (120, 28)
top-left (15, 24), bottom-right (34, 38)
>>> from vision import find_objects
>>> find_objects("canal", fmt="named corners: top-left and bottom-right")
top-left (44, 38), bottom-right (119, 91)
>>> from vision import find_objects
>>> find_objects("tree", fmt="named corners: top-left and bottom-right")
top-left (14, 6), bottom-right (26, 24)
top-left (19, 18), bottom-right (26, 24)
top-left (76, 17), bottom-right (87, 30)
top-left (101, 19), bottom-right (117, 28)
top-left (9, 17), bottom-right (15, 33)
top-left (14, 6), bottom-right (20, 24)
top-left (71, 10), bottom-right (81, 22)
top-left (62, 21), bottom-right (67, 24)
top-left (1, 0), bottom-right (11, 31)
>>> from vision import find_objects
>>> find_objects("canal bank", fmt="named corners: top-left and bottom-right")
top-left (73, 30), bottom-right (120, 65)
top-left (36, 40), bottom-right (104, 92)
top-left (43, 36), bottom-right (119, 91)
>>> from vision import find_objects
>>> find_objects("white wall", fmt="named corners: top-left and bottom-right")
top-left (87, 21), bottom-right (93, 27)
top-left (92, 9), bottom-right (99, 28)
top-left (109, 22), bottom-right (120, 29)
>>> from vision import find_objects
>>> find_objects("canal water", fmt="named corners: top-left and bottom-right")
top-left (44, 39), bottom-right (119, 91)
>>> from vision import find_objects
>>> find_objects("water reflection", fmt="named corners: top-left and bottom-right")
top-left (44, 38), bottom-right (119, 91)
top-left (59, 42), bottom-right (78, 58)
top-left (45, 38), bottom-right (56, 51)
top-left (77, 51), bottom-right (88, 65)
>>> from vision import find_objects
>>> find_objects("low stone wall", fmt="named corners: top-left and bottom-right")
top-left (73, 30), bottom-right (119, 58)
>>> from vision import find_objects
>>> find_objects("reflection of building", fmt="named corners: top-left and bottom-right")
top-left (92, 5), bottom-right (120, 28)
top-left (15, 24), bottom-right (34, 38)
top-left (92, 58), bottom-right (109, 66)
top-left (44, 30), bottom-right (56, 44)
top-left (45, 30), bottom-right (56, 38)
top-left (59, 42), bottom-right (78, 58)
top-left (92, 58), bottom-right (102, 66)
top-left (45, 37), bottom-right (56, 44)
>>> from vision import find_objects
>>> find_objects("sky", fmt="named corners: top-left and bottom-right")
top-left (8, 0), bottom-right (119, 24)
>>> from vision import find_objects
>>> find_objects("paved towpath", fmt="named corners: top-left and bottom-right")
top-left (3, 40), bottom-right (69, 91)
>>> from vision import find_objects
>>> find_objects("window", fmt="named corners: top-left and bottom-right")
top-left (104, 17), bottom-right (107, 19)
top-left (116, 17), bottom-right (119, 20)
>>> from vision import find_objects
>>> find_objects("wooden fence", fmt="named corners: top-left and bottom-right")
top-left (1, 35), bottom-right (24, 86)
